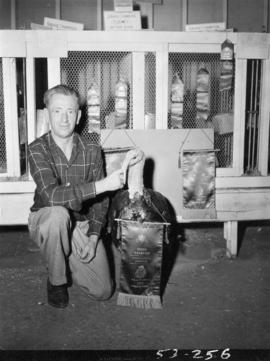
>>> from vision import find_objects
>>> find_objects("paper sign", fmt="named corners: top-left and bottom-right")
top-left (185, 22), bottom-right (226, 32)
top-left (104, 11), bottom-right (141, 31)
top-left (44, 17), bottom-right (84, 30)
top-left (31, 23), bottom-right (51, 30)
top-left (134, 0), bottom-right (162, 3)
top-left (114, 0), bottom-right (133, 12)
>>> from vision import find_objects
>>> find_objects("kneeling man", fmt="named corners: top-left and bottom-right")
top-left (28, 84), bottom-right (124, 308)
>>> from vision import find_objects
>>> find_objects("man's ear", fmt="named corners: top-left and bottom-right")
top-left (76, 109), bottom-right (81, 125)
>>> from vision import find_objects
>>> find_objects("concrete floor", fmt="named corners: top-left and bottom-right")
top-left (0, 221), bottom-right (269, 359)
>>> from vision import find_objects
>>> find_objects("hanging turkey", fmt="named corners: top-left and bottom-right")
top-left (107, 148), bottom-right (175, 245)
top-left (107, 148), bottom-right (176, 308)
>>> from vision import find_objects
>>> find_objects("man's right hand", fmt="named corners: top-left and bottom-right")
top-left (95, 169), bottom-right (125, 195)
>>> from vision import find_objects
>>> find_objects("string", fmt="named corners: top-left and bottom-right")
top-left (148, 198), bottom-right (171, 225)
top-left (100, 127), bottom-right (169, 225)
top-left (100, 128), bottom-right (114, 147)
top-left (123, 129), bottom-right (137, 147)
top-left (101, 128), bottom-right (138, 148)
top-left (200, 128), bottom-right (215, 147)
top-left (178, 128), bottom-right (192, 155)
top-left (178, 128), bottom-right (218, 158)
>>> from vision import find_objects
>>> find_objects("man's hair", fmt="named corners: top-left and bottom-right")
top-left (43, 84), bottom-right (81, 108)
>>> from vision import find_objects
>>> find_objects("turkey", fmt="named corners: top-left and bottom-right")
top-left (107, 148), bottom-right (175, 246)
top-left (107, 148), bottom-right (177, 307)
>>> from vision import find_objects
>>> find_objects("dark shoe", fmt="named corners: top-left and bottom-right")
top-left (47, 279), bottom-right (69, 308)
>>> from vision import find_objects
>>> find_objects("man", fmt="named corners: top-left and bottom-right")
top-left (28, 84), bottom-right (125, 309)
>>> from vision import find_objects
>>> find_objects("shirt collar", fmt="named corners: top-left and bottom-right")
top-left (47, 131), bottom-right (80, 148)
top-left (47, 131), bottom-right (83, 163)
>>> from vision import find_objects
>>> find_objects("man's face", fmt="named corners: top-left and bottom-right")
top-left (46, 93), bottom-right (81, 139)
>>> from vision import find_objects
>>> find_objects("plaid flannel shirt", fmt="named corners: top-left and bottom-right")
top-left (28, 131), bottom-right (109, 237)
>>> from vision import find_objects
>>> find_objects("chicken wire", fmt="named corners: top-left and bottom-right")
top-left (168, 53), bottom-right (234, 168)
top-left (60, 51), bottom-right (234, 167)
top-left (0, 59), bottom-right (6, 173)
top-left (60, 51), bottom-right (133, 143)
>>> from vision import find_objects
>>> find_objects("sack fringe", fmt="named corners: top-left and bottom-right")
top-left (117, 292), bottom-right (162, 309)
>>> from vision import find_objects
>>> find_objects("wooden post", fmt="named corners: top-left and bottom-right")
top-left (258, 58), bottom-right (270, 175)
top-left (222, 0), bottom-right (228, 28)
top-left (224, 221), bottom-right (238, 258)
top-left (182, 0), bottom-right (188, 30)
top-left (97, 0), bottom-right (103, 30)
top-left (232, 59), bottom-right (247, 176)
top-left (263, 0), bottom-right (269, 32)
top-left (156, 45), bottom-right (168, 129)
top-left (26, 58), bottom-right (36, 145)
top-left (55, 0), bottom-right (61, 19)
top-left (2, 58), bottom-right (21, 177)
top-left (47, 58), bottom-right (61, 89)
top-left (11, 0), bottom-right (16, 29)
top-left (132, 52), bottom-right (145, 129)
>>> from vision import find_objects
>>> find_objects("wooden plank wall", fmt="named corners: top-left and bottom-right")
top-left (0, 0), bottom-right (269, 32)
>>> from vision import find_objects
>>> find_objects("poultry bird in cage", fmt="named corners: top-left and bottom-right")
top-left (107, 148), bottom-right (175, 247)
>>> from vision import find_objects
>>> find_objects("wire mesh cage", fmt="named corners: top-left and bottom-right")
top-left (168, 52), bottom-right (234, 168)
top-left (0, 59), bottom-right (7, 173)
top-left (60, 51), bottom-right (133, 143)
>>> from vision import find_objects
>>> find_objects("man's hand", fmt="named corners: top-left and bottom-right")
top-left (95, 169), bottom-right (125, 194)
top-left (125, 148), bottom-right (144, 167)
top-left (73, 234), bottom-right (98, 263)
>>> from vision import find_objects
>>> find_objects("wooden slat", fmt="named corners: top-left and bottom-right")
top-left (236, 33), bottom-right (269, 59)
top-left (258, 58), bottom-right (270, 175)
top-left (224, 221), bottom-right (238, 258)
top-left (68, 41), bottom-right (164, 52)
top-left (0, 32), bottom-right (26, 57)
top-left (26, 58), bottom-right (36, 144)
top-left (0, 193), bottom-right (33, 225)
top-left (216, 190), bottom-right (270, 220)
top-left (217, 59), bottom-right (246, 177)
top-left (263, 0), bottom-right (269, 32)
top-left (0, 181), bottom-right (35, 193)
top-left (2, 58), bottom-right (20, 177)
top-left (47, 58), bottom-right (61, 88)
top-left (132, 52), bottom-right (145, 129)
top-left (169, 43), bottom-right (221, 53)
top-left (156, 44), bottom-right (168, 129)
top-left (222, 0), bottom-right (228, 28)
top-left (97, 0), bottom-right (103, 30)
top-left (216, 175), bottom-right (270, 188)
top-left (65, 30), bottom-right (238, 45)
top-left (55, 0), bottom-right (61, 19)
top-left (26, 31), bottom-right (67, 58)
top-left (182, 0), bottom-right (188, 30)
top-left (232, 59), bottom-right (247, 175)
top-left (11, 0), bottom-right (16, 29)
